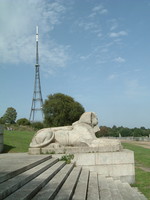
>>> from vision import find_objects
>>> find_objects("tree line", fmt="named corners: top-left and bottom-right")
top-left (1, 93), bottom-right (150, 137)
top-left (96, 125), bottom-right (150, 138)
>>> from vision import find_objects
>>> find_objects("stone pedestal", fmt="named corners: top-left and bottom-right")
top-left (72, 149), bottom-right (135, 184)
top-left (29, 147), bottom-right (135, 184)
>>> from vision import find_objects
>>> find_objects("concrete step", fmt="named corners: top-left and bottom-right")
top-left (4, 161), bottom-right (66, 200)
top-left (115, 180), bottom-right (148, 200)
top-left (98, 175), bottom-right (148, 200)
top-left (0, 153), bottom-right (148, 200)
top-left (0, 157), bottom-right (58, 199)
top-left (32, 163), bottom-right (75, 200)
top-left (122, 182), bottom-right (146, 200)
top-left (0, 154), bottom-right (52, 184)
top-left (87, 171), bottom-right (99, 200)
top-left (115, 180), bottom-right (133, 200)
top-left (72, 169), bottom-right (89, 200)
top-left (132, 187), bottom-right (147, 200)
top-left (98, 175), bottom-right (112, 200)
top-left (54, 166), bottom-right (82, 200)
top-left (107, 177), bottom-right (123, 200)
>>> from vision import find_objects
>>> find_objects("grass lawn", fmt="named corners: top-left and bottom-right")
top-left (122, 142), bottom-right (150, 200)
top-left (3, 130), bottom-right (35, 153)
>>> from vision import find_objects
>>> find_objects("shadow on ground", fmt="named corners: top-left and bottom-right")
top-left (3, 144), bottom-right (15, 153)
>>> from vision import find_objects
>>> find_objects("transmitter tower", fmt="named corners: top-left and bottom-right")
top-left (29, 26), bottom-right (43, 122)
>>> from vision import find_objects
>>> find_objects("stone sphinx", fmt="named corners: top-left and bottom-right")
top-left (30, 112), bottom-right (122, 151)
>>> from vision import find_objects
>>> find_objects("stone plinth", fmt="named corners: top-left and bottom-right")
top-left (29, 147), bottom-right (135, 184)
top-left (73, 149), bottom-right (135, 184)
top-left (29, 144), bottom-right (122, 155)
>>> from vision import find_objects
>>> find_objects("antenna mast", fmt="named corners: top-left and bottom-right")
top-left (29, 26), bottom-right (43, 122)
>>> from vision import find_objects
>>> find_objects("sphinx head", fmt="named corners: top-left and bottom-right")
top-left (79, 112), bottom-right (100, 133)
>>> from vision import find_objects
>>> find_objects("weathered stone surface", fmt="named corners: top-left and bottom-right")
top-left (48, 149), bottom-right (135, 184)
top-left (29, 143), bottom-right (122, 155)
top-left (0, 158), bottom-right (58, 199)
top-left (72, 169), bottom-right (89, 200)
top-left (32, 164), bottom-right (74, 200)
top-left (5, 161), bottom-right (66, 200)
top-left (87, 171), bottom-right (99, 200)
top-left (29, 112), bottom-right (122, 150)
top-left (0, 153), bottom-right (147, 200)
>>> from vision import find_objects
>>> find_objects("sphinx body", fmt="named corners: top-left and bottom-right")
top-left (30, 112), bottom-right (122, 150)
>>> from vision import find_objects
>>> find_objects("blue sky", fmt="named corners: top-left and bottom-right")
top-left (1, 0), bottom-right (150, 128)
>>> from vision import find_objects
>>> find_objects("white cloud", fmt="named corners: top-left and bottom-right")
top-left (108, 74), bottom-right (118, 80)
top-left (0, 0), bottom-right (69, 72)
top-left (89, 5), bottom-right (108, 17)
top-left (113, 57), bottom-right (126, 63)
top-left (40, 42), bottom-right (70, 74)
top-left (109, 31), bottom-right (128, 38)
top-left (109, 19), bottom-right (118, 31)
top-left (77, 20), bottom-right (102, 37)
top-left (79, 52), bottom-right (93, 61)
top-left (78, 21), bottom-right (98, 31)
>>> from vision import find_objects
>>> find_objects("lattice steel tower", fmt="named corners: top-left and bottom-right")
top-left (29, 26), bottom-right (43, 122)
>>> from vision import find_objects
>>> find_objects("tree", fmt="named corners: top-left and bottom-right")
top-left (3, 107), bottom-right (17, 124)
top-left (31, 122), bottom-right (44, 130)
top-left (0, 117), bottom-right (5, 124)
top-left (97, 126), bottom-right (110, 137)
top-left (133, 128), bottom-right (141, 137)
top-left (43, 93), bottom-right (85, 127)
top-left (119, 127), bottom-right (132, 137)
top-left (16, 118), bottom-right (30, 126)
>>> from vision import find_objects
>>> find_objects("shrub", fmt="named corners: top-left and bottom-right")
top-left (31, 122), bottom-right (44, 130)
top-left (16, 118), bottom-right (30, 126)
top-left (60, 154), bottom-right (74, 164)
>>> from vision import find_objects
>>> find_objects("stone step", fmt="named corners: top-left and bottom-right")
top-left (132, 187), bottom-right (147, 200)
top-left (72, 169), bottom-right (89, 200)
top-left (123, 182), bottom-right (142, 200)
top-left (4, 161), bottom-right (66, 200)
top-left (0, 154), bottom-right (52, 184)
top-left (32, 163), bottom-right (75, 200)
top-left (115, 180), bottom-right (133, 200)
top-left (54, 166), bottom-right (82, 200)
top-left (0, 153), bottom-right (148, 200)
top-left (107, 177), bottom-right (123, 200)
top-left (115, 180), bottom-right (147, 200)
top-left (87, 171), bottom-right (99, 200)
top-left (98, 175), bottom-right (112, 200)
top-left (115, 180), bottom-right (148, 200)
top-left (0, 157), bottom-right (58, 199)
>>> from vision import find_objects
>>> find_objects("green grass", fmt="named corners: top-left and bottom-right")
top-left (3, 130), bottom-right (35, 153)
top-left (122, 142), bottom-right (150, 167)
top-left (133, 168), bottom-right (150, 199)
top-left (122, 142), bottom-right (150, 199)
